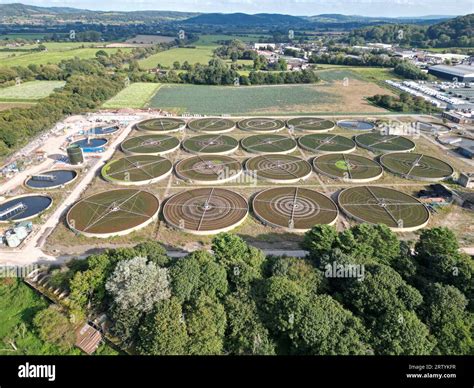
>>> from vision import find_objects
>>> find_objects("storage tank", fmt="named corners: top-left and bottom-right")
top-left (67, 145), bottom-right (84, 165)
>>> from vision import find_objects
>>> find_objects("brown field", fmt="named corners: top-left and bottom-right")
top-left (0, 102), bottom-right (35, 111)
top-left (106, 35), bottom-right (176, 48)
top-left (253, 79), bottom-right (393, 114)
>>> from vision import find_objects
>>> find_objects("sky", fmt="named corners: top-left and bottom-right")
top-left (1, 0), bottom-right (473, 17)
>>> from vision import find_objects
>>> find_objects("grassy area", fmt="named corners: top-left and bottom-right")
top-left (138, 46), bottom-right (217, 69)
top-left (102, 82), bottom-right (162, 109)
top-left (0, 278), bottom-right (78, 355)
top-left (0, 45), bottom-right (132, 67)
top-left (148, 83), bottom-right (338, 115)
top-left (0, 278), bottom-right (118, 356)
top-left (0, 81), bottom-right (66, 102)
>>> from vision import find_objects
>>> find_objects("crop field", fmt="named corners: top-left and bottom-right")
top-left (0, 45), bottom-right (132, 67)
top-left (138, 46), bottom-right (217, 69)
top-left (148, 79), bottom-right (390, 114)
top-left (0, 81), bottom-right (66, 102)
top-left (102, 83), bottom-right (162, 109)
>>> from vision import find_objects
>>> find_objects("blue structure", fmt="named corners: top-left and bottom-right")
top-left (71, 138), bottom-right (108, 153)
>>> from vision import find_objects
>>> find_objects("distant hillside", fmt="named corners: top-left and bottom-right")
top-left (183, 13), bottom-right (305, 26)
top-left (0, 3), bottom-right (461, 29)
top-left (0, 3), bottom-right (94, 16)
top-left (0, 3), bottom-right (198, 23)
top-left (346, 13), bottom-right (473, 47)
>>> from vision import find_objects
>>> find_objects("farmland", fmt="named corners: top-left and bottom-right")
top-left (147, 78), bottom-right (391, 115)
top-left (102, 82), bottom-right (162, 109)
top-left (0, 81), bottom-right (66, 102)
top-left (138, 46), bottom-right (217, 69)
top-left (0, 43), bottom-right (132, 67)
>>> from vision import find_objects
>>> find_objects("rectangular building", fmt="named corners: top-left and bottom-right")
top-left (428, 65), bottom-right (474, 82)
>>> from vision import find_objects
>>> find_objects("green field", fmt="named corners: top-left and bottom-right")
top-left (0, 44), bottom-right (132, 67)
top-left (138, 46), bottom-right (217, 69)
top-left (0, 81), bottom-right (66, 101)
top-left (102, 83), bottom-right (162, 109)
top-left (316, 66), bottom-right (401, 83)
top-left (148, 84), bottom-right (338, 115)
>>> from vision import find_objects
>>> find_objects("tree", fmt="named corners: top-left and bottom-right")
top-left (186, 295), bottom-right (227, 355)
top-left (370, 309), bottom-right (435, 355)
top-left (106, 257), bottom-right (171, 313)
top-left (292, 295), bottom-right (370, 355)
top-left (394, 62), bottom-right (428, 80)
top-left (106, 257), bottom-right (171, 343)
top-left (336, 224), bottom-right (401, 265)
top-left (212, 233), bottom-right (265, 289)
top-left (415, 227), bottom-right (459, 261)
top-left (173, 61), bottom-right (181, 70)
top-left (170, 250), bottom-right (228, 302)
top-left (137, 297), bottom-right (189, 355)
top-left (263, 276), bottom-right (309, 335)
top-left (341, 264), bottom-right (423, 319)
top-left (133, 241), bottom-right (169, 266)
top-left (267, 256), bottom-right (326, 295)
top-left (33, 306), bottom-right (75, 351)
top-left (302, 225), bottom-right (338, 260)
top-left (224, 291), bottom-right (276, 355)
top-left (422, 283), bottom-right (473, 355)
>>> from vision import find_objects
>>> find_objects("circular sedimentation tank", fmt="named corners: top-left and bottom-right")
top-left (245, 154), bottom-right (312, 183)
top-left (70, 137), bottom-right (108, 153)
top-left (252, 187), bottom-right (338, 232)
top-left (241, 134), bottom-right (297, 154)
top-left (101, 155), bottom-right (173, 186)
top-left (313, 154), bottom-right (383, 182)
top-left (25, 169), bottom-right (78, 189)
top-left (66, 189), bottom-right (159, 238)
top-left (238, 118), bottom-right (286, 133)
top-left (0, 195), bottom-right (53, 222)
top-left (417, 122), bottom-right (451, 135)
top-left (163, 188), bottom-right (248, 235)
top-left (121, 134), bottom-right (180, 156)
top-left (135, 117), bottom-right (186, 133)
top-left (175, 155), bottom-right (242, 184)
top-left (287, 117), bottom-right (335, 132)
top-left (182, 134), bottom-right (239, 155)
top-left (86, 126), bottom-right (120, 136)
top-left (338, 186), bottom-right (430, 232)
top-left (380, 152), bottom-right (454, 182)
top-left (337, 120), bottom-right (375, 131)
top-left (298, 134), bottom-right (356, 154)
top-left (187, 118), bottom-right (236, 134)
top-left (355, 133), bottom-right (415, 153)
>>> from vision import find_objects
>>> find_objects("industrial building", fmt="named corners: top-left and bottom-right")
top-left (428, 65), bottom-right (474, 82)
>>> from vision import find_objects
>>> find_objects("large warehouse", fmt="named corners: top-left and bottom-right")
top-left (428, 64), bottom-right (474, 82)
